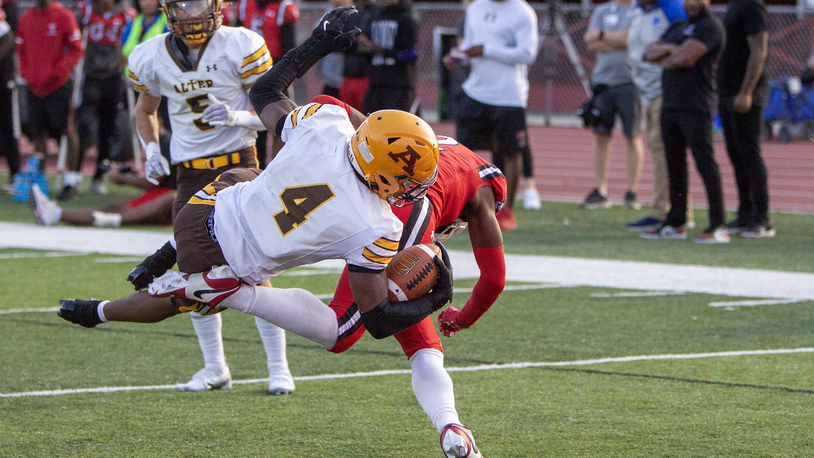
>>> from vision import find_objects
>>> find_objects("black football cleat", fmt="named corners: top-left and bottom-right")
top-left (58, 299), bottom-right (103, 328)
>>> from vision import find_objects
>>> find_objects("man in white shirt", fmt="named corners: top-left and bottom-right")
top-left (442, 0), bottom-right (538, 231)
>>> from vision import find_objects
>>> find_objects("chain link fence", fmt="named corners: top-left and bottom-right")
top-left (297, 2), bottom-right (814, 124)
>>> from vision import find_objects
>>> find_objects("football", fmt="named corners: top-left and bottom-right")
top-left (386, 244), bottom-right (440, 302)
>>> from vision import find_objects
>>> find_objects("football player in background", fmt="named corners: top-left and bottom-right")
top-left (124, 0), bottom-right (296, 394)
top-left (59, 5), bottom-right (453, 389)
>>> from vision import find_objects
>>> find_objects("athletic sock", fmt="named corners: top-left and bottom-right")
top-left (190, 312), bottom-right (228, 372)
top-left (223, 284), bottom-right (338, 349)
top-left (409, 349), bottom-right (460, 433)
top-left (254, 316), bottom-right (290, 376)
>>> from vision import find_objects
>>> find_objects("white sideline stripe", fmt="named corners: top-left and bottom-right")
top-left (95, 257), bottom-right (146, 263)
top-left (708, 299), bottom-right (809, 307)
top-left (3, 348), bottom-right (812, 398)
top-left (0, 307), bottom-right (60, 315)
top-left (3, 221), bottom-right (814, 300)
top-left (0, 251), bottom-right (82, 259)
top-left (591, 291), bottom-right (686, 298)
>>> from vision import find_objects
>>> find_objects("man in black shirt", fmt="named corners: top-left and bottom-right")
top-left (717, 0), bottom-right (773, 238)
top-left (641, 0), bottom-right (729, 243)
top-left (358, 0), bottom-right (417, 114)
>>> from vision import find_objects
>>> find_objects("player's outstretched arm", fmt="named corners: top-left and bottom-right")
top-left (249, 5), bottom-right (360, 134)
top-left (438, 186), bottom-right (506, 337)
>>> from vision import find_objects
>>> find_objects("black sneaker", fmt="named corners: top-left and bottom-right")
top-left (580, 188), bottom-right (611, 209)
top-left (623, 191), bottom-right (641, 210)
top-left (724, 217), bottom-right (748, 235)
top-left (740, 223), bottom-right (776, 238)
top-left (58, 299), bottom-right (103, 328)
top-left (57, 185), bottom-right (79, 201)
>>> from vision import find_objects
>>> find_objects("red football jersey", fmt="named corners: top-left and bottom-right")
top-left (242, 0), bottom-right (299, 59)
top-left (78, 2), bottom-right (135, 46)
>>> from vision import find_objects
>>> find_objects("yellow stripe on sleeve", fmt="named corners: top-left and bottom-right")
top-left (187, 196), bottom-right (216, 206)
top-left (130, 82), bottom-right (149, 92)
top-left (242, 44), bottom-right (269, 67)
top-left (372, 237), bottom-right (399, 252)
top-left (240, 57), bottom-right (272, 79)
top-left (362, 248), bottom-right (393, 265)
top-left (302, 103), bottom-right (322, 119)
top-left (290, 107), bottom-right (302, 129)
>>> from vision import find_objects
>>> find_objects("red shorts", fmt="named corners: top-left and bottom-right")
top-left (126, 187), bottom-right (174, 226)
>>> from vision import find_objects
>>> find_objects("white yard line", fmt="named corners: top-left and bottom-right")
top-left (3, 347), bottom-right (811, 398)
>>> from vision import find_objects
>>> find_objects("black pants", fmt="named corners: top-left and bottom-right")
top-left (76, 75), bottom-right (124, 179)
top-left (718, 97), bottom-right (770, 225)
top-left (661, 108), bottom-right (725, 229)
top-left (0, 80), bottom-right (20, 177)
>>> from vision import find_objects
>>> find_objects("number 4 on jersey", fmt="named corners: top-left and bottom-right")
top-left (274, 184), bottom-right (336, 236)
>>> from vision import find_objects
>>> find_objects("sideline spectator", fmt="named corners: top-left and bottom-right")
top-left (581, 0), bottom-right (645, 211)
top-left (359, 0), bottom-right (418, 114)
top-left (2, 0), bottom-right (19, 32)
top-left (68, 0), bottom-right (135, 198)
top-left (338, 0), bottom-right (376, 112)
top-left (121, 0), bottom-right (167, 77)
top-left (15, 0), bottom-right (84, 187)
top-left (29, 155), bottom-right (175, 227)
top-left (443, 0), bottom-right (538, 231)
top-left (717, 0), bottom-right (773, 238)
top-left (624, 0), bottom-right (691, 231)
top-left (0, 7), bottom-right (19, 190)
top-left (641, 0), bottom-right (728, 243)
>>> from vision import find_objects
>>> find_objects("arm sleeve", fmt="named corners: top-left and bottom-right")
top-left (127, 46), bottom-right (161, 97)
top-left (482, 10), bottom-right (537, 66)
top-left (55, 14), bottom-right (84, 77)
top-left (456, 246), bottom-right (506, 326)
top-left (361, 291), bottom-right (447, 339)
top-left (238, 30), bottom-right (272, 86)
top-left (691, 19), bottom-right (722, 51)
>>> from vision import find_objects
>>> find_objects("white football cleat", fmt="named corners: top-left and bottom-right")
top-left (148, 266), bottom-right (241, 305)
top-left (440, 423), bottom-right (483, 458)
top-left (28, 184), bottom-right (61, 226)
top-left (268, 371), bottom-right (296, 396)
top-left (179, 367), bottom-right (232, 392)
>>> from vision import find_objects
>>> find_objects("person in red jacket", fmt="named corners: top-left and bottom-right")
top-left (15, 0), bottom-right (83, 179)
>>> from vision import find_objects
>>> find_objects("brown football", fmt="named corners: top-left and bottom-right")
top-left (386, 244), bottom-right (440, 302)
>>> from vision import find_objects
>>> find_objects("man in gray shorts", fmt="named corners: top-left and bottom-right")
top-left (581, 0), bottom-right (645, 210)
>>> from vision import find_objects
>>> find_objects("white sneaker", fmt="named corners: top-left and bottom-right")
top-left (440, 424), bottom-right (482, 458)
top-left (90, 178), bottom-right (107, 195)
top-left (268, 371), bottom-right (296, 395)
top-left (179, 367), bottom-right (232, 391)
top-left (523, 187), bottom-right (542, 210)
top-left (28, 184), bottom-right (61, 226)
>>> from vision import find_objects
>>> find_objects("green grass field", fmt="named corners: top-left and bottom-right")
top-left (1, 179), bottom-right (813, 457)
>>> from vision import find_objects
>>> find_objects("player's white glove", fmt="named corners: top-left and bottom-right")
top-left (203, 94), bottom-right (237, 127)
top-left (203, 94), bottom-right (266, 131)
top-left (143, 142), bottom-right (170, 185)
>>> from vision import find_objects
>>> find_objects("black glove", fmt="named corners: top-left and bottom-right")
top-left (126, 241), bottom-right (177, 290)
top-left (429, 242), bottom-right (453, 306)
top-left (311, 5), bottom-right (361, 53)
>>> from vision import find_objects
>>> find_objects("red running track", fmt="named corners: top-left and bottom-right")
top-left (7, 123), bottom-right (812, 215)
top-left (432, 122), bottom-right (814, 215)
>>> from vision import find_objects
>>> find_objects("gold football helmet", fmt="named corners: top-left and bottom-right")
top-left (162, 0), bottom-right (222, 46)
top-left (349, 110), bottom-right (439, 206)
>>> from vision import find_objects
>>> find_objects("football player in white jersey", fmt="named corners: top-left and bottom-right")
top-left (59, 5), bottom-right (453, 380)
top-left (125, 0), bottom-right (295, 395)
